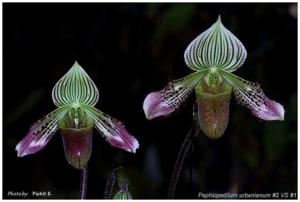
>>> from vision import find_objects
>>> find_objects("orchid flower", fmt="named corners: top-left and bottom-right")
top-left (16, 61), bottom-right (139, 169)
top-left (143, 16), bottom-right (284, 139)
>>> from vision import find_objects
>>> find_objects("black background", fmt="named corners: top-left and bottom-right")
top-left (3, 3), bottom-right (297, 199)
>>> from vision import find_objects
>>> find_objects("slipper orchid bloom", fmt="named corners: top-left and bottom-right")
top-left (16, 61), bottom-right (139, 169)
top-left (143, 16), bottom-right (284, 139)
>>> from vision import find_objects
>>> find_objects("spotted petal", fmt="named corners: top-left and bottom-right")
top-left (52, 61), bottom-right (99, 107)
top-left (220, 69), bottom-right (284, 121)
top-left (184, 15), bottom-right (247, 72)
top-left (83, 105), bottom-right (139, 153)
top-left (16, 106), bottom-right (68, 157)
top-left (143, 70), bottom-right (208, 120)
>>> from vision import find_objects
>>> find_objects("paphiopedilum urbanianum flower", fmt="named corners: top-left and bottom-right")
top-left (16, 61), bottom-right (139, 169)
top-left (143, 16), bottom-right (284, 139)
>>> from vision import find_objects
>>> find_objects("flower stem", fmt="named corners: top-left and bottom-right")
top-left (167, 103), bottom-right (200, 199)
top-left (80, 166), bottom-right (88, 199)
top-left (103, 170), bottom-right (116, 199)
top-left (188, 142), bottom-right (196, 194)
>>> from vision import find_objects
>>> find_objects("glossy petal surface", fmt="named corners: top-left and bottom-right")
top-left (221, 70), bottom-right (284, 121)
top-left (184, 16), bottom-right (247, 72)
top-left (84, 105), bottom-right (139, 153)
top-left (52, 61), bottom-right (99, 107)
top-left (16, 107), bottom-right (67, 157)
top-left (143, 70), bottom-right (207, 119)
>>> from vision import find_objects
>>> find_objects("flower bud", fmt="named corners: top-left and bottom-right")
top-left (113, 190), bottom-right (132, 199)
top-left (112, 167), bottom-right (132, 199)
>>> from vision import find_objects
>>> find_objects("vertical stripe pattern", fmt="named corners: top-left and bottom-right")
top-left (184, 16), bottom-right (247, 72)
top-left (52, 61), bottom-right (99, 107)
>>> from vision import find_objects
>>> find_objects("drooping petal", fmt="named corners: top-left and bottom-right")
top-left (16, 107), bottom-right (68, 157)
top-left (184, 15), bottom-right (247, 72)
top-left (220, 70), bottom-right (285, 121)
top-left (143, 70), bottom-right (208, 120)
top-left (83, 105), bottom-right (139, 153)
top-left (52, 61), bottom-right (99, 107)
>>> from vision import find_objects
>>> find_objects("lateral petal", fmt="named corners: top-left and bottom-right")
top-left (221, 70), bottom-right (284, 121)
top-left (16, 107), bottom-right (68, 157)
top-left (143, 70), bottom-right (207, 120)
top-left (84, 105), bottom-right (139, 153)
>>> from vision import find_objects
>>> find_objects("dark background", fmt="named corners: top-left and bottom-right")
top-left (3, 3), bottom-right (297, 199)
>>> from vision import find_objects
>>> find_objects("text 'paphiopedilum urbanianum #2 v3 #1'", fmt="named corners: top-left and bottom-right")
top-left (16, 61), bottom-right (139, 169)
top-left (143, 16), bottom-right (284, 139)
